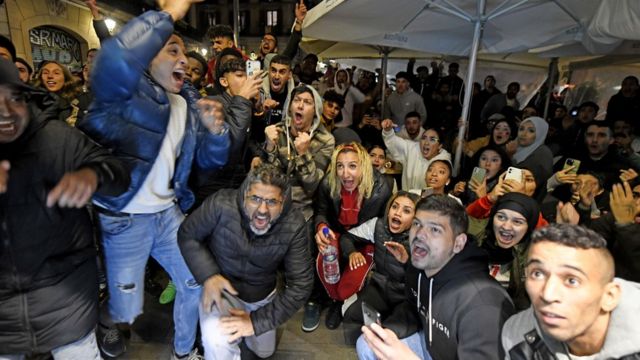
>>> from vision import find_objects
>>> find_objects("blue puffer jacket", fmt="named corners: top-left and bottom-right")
top-left (79, 11), bottom-right (230, 212)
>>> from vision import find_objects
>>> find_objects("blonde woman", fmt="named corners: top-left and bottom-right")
top-left (313, 142), bottom-right (393, 331)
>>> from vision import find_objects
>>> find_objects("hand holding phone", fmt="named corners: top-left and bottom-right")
top-left (504, 167), bottom-right (523, 183)
top-left (362, 302), bottom-right (381, 327)
top-left (471, 166), bottom-right (487, 184)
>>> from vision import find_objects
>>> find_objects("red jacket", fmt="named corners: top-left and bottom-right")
top-left (466, 195), bottom-right (548, 228)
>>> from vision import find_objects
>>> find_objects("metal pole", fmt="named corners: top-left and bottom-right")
top-left (233, 0), bottom-right (240, 47)
top-left (453, 0), bottom-right (485, 177)
top-left (380, 49), bottom-right (389, 119)
top-left (543, 57), bottom-right (558, 120)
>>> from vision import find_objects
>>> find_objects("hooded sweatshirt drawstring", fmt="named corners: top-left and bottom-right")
top-left (417, 272), bottom-right (434, 346)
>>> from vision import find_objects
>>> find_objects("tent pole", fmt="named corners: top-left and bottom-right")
top-left (453, 0), bottom-right (485, 177)
top-left (543, 57), bottom-right (558, 120)
top-left (380, 49), bottom-right (389, 118)
top-left (233, 0), bottom-right (240, 47)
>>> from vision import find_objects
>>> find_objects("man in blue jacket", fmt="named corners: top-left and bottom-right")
top-left (78, 1), bottom-right (230, 359)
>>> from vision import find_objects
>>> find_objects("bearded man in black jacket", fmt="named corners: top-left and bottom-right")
top-left (178, 163), bottom-right (312, 359)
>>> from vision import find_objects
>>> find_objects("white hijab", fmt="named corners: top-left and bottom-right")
top-left (513, 116), bottom-right (549, 164)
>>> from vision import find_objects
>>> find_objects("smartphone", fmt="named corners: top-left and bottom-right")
top-left (246, 59), bottom-right (261, 77)
top-left (214, 289), bottom-right (243, 315)
top-left (563, 158), bottom-right (581, 174)
top-left (471, 167), bottom-right (487, 183)
top-left (421, 187), bottom-right (434, 198)
top-left (504, 167), bottom-right (523, 183)
top-left (362, 302), bottom-right (381, 327)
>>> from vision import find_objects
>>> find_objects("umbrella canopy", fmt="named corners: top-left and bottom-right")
top-left (303, 0), bottom-right (631, 174)
top-left (304, 0), bottom-right (603, 57)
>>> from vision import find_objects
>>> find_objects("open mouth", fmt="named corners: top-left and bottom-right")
top-left (172, 69), bottom-right (185, 85)
top-left (411, 241), bottom-right (428, 258)
top-left (538, 309), bottom-right (565, 326)
top-left (342, 179), bottom-right (356, 190)
top-left (496, 229), bottom-right (515, 247)
top-left (389, 217), bottom-right (402, 231)
top-left (293, 111), bottom-right (304, 124)
top-left (428, 178), bottom-right (439, 185)
top-left (252, 213), bottom-right (270, 230)
top-left (0, 120), bottom-right (17, 135)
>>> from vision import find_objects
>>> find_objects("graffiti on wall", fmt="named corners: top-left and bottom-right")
top-left (29, 26), bottom-right (82, 70)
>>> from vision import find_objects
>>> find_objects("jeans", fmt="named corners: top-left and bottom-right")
top-left (99, 204), bottom-right (201, 355)
top-left (200, 289), bottom-right (277, 360)
top-left (356, 331), bottom-right (431, 360)
top-left (0, 331), bottom-right (101, 360)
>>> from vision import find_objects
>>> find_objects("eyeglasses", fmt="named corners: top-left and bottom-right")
top-left (247, 194), bottom-right (282, 208)
top-left (421, 136), bottom-right (439, 144)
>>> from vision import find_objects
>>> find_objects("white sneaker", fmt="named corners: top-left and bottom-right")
top-left (171, 348), bottom-right (204, 360)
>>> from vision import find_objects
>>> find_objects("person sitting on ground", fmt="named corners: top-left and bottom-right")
top-left (341, 191), bottom-right (420, 345)
top-left (502, 223), bottom-right (640, 359)
top-left (178, 163), bottom-right (313, 360)
top-left (314, 142), bottom-right (393, 331)
top-left (381, 118), bottom-right (451, 190)
top-left (357, 195), bottom-right (515, 360)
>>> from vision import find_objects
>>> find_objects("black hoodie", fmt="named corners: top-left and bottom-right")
top-left (384, 240), bottom-right (515, 360)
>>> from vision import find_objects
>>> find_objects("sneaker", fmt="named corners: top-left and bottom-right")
top-left (159, 281), bottom-right (177, 304)
top-left (171, 348), bottom-right (204, 360)
top-left (97, 324), bottom-right (126, 358)
top-left (325, 301), bottom-right (343, 330)
top-left (301, 302), bottom-right (321, 332)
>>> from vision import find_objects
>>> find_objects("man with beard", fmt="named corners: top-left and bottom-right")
top-left (356, 195), bottom-right (514, 360)
top-left (381, 119), bottom-right (451, 190)
top-left (257, 0), bottom-right (307, 67)
top-left (178, 163), bottom-right (313, 359)
top-left (396, 111), bottom-right (425, 142)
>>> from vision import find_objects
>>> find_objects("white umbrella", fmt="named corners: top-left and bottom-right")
top-left (303, 0), bottom-right (610, 174)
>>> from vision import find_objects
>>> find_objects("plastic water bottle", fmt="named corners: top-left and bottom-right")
top-left (322, 228), bottom-right (340, 284)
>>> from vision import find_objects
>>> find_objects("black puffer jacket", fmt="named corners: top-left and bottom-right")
top-left (178, 178), bottom-right (313, 336)
top-left (0, 93), bottom-right (130, 353)
top-left (315, 170), bottom-right (393, 235)
top-left (340, 201), bottom-right (413, 303)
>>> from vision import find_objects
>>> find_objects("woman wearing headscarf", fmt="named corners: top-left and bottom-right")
top-left (481, 193), bottom-right (540, 310)
top-left (510, 116), bottom-right (553, 191)
top-left (314, 142), bottom-right (393, 330)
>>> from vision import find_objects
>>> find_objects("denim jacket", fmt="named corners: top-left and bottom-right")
top-left (79, 10), bottom-right (230, 212)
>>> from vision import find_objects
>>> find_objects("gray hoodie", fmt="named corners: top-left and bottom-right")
top-left (502, 278), bottom-right (640, 359)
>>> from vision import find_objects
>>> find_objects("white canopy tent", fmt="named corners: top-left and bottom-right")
top-left (303, 0), bottom-right (639, 174)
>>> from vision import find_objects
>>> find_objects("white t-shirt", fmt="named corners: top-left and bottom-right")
top-left (122, 93), bottom-right (187, 214)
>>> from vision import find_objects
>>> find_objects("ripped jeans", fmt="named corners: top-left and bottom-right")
top-left (98, 204), bottom-right (201, 355)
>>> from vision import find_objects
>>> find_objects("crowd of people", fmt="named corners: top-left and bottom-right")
top-left (1, 0), bottom-right (640, 359)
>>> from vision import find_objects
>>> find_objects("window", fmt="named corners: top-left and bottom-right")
top-left (266, 10), bottom-right (278, 27)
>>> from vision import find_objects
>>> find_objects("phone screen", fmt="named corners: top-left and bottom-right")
top-left (362, 302), bottom-right (381, 327)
